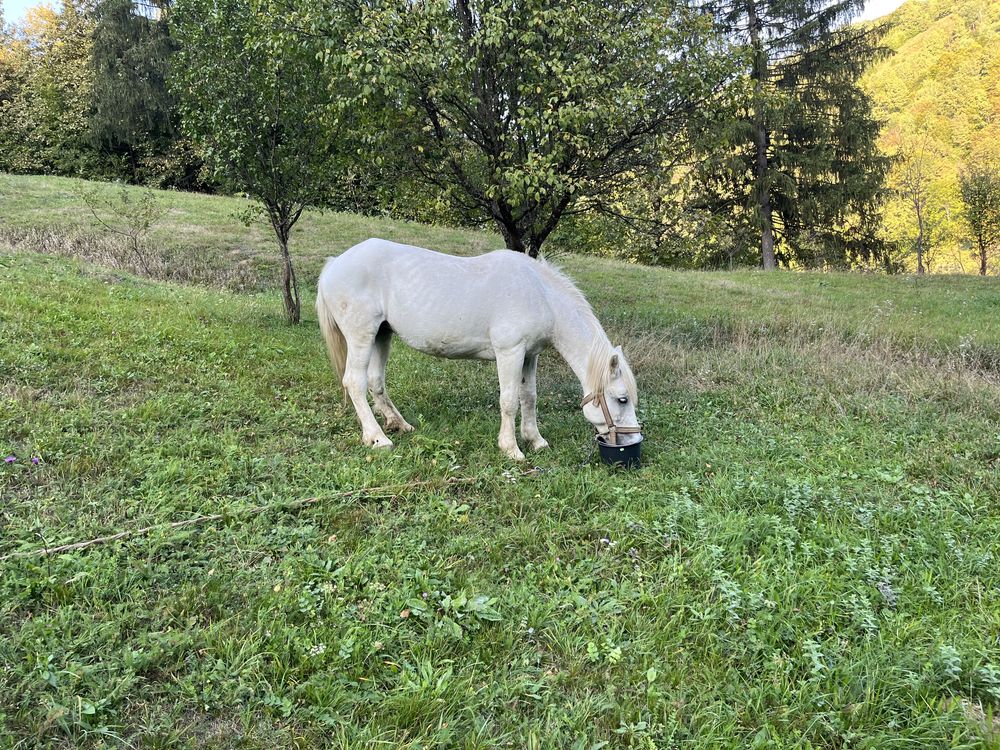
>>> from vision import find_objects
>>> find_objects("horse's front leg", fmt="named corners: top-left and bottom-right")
top-left (495, 347), bottom-right (526, 461)
top-left (519, 353), bottom-right (548, 451)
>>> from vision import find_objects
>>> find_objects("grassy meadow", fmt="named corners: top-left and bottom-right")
top-left (1, 174), bottom-right (999, 748)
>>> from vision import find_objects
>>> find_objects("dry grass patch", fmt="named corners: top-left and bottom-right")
top-left (1, 226), bottom-right (264, 291)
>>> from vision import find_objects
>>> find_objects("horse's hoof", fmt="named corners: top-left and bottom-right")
top-left (529, 438), bottom-right (549, 452)
top-left (502, 447), bottom-right (526, 462)
top-left (385, 419), bottom-right (415, 433)
top-left (365, 434), bottom-right (394, 449)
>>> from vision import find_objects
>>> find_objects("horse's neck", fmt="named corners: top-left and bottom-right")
top-left (551, 296), bottom-right (609, 395)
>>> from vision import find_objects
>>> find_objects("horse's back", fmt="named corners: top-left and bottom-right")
top-left (318, 239), bottom-right (556, 359)
top-left (325, 237), bottom-right (529, 272)
top-left (321, 238), bottom-right (546, 299)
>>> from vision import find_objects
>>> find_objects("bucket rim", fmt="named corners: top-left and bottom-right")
top-left (595, 434), bottom-right (644, 448)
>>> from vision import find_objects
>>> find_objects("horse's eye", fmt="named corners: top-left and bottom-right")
top-left (617, 396), bottom-right (629, 405)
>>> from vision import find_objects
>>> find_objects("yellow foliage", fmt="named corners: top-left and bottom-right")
top-left (863, 0), bottom-right (1000, 272)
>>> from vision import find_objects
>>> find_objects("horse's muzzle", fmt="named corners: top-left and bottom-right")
top-left (581, 392), bottom-right (642, 447)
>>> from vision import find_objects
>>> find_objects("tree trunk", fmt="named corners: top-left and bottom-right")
top-left (497, 219), bottom-right (527, 254)
top-left (265, 204), bottom-right (304, 323)
top-left (915, 212), bottom-right (925, 275)
top-left (527, 234), bottom-right (542, 259)
top-left (754, 125), bottom-right (778, 271)
top-left (278, 237), bottom-right (301, 324)
top-left (126, 144), bottom-right (140, 184)
top-left (747, 0), bottom-right (777, 271)
top-left (980, 241), bottom-right (988, 275)
top-left (525, 194), bottom-right (572, 259)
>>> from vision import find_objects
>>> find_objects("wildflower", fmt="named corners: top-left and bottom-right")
top-left (308, 643), bottom-right (326, 657)
top-left (31, 457), bottom-right (40, 465)
top-left (4, 456), bottom-right (14, 464)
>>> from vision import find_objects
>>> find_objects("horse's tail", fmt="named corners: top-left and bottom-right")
top-left (315, 276), bottom-right (348, 405)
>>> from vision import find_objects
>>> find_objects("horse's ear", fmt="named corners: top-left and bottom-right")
top-left (609, 353), bottom-right (619, 372)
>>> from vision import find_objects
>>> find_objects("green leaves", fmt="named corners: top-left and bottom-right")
top-left (404, 590), bottom-right (502, 639)
top-left (331, 0), bottom-right (732, 254)
top-left (0, 1), bottom-right (99, 176)
top-left (171, 0), bottom-right (342, 201)
top-left (959, 163), bottom-right (1000, 274)
top-left (170, 0), bottom-right (357, 320)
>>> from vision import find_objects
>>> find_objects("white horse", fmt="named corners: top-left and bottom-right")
top-left (315, 238), bottom-right (641, 460)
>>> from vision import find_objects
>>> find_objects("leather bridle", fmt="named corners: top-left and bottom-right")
top-left (581, 392), bottom-right (642, 446)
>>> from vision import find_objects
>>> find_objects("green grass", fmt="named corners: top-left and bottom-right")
top-left (2, 175), bottom-right (1000, 748)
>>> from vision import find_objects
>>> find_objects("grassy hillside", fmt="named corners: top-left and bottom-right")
top-left (4, 174), bottom-right (999, 357)
top-left (0, 173), bottom-right (499, 289)
top-left (863, 0), bottom-right (1000, 272)
top-left (2, 176), bottom-right (1000, 748)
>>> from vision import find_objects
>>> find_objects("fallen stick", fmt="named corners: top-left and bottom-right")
top-left (1, 477), bottom-right (472, 561)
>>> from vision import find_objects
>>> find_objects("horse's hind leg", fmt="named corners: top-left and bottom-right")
top-left (342, 323), bottom-right (393, 449)
top-left (519, 353), bottom-right (548, 451)
top-left (368, 325), bottom-right (413, 433)
top-left (495, 346), bottom-right (526, 461)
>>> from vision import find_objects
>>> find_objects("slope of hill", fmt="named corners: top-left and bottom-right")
top-left (2, 175), bottom-right (1000, 747)
top-left (3, 174), bottom-right (999, 353)
top-left (864, 0), bottom-right (1000, 272)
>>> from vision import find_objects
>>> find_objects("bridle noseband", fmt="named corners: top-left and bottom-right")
top-left (581, 392), bottom-right (642, 446)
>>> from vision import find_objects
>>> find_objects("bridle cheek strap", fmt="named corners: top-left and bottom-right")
top-left (581, 392), bottom-right (642, 446)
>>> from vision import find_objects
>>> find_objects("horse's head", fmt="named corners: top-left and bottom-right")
top-left (581, 346), bottom-right (642, 446)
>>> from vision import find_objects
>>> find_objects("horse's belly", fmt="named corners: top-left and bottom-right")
top-left (390, 320), bottom-right (496, 361)
top-left (377, 257), bottom-right (548, 361)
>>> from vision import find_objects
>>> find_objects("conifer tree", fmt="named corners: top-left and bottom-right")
top-left (697, 0), bottom-right (891, 268)
top-left (90, 0), bottom-right (181, 183)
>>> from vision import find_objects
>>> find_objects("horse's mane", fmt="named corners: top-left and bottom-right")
top-left (536, 258), bottom-right (637, 404)
top-left (535, 258), bottom-right (598, 325)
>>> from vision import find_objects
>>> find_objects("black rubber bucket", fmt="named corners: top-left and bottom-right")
top-left (596, 435), bottom-right (642, 469)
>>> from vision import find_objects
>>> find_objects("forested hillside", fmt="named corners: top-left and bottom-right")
top-left (1, 0), bottom-right (901, 272)
top-left (4, 0), bottom-right (1000, 273)
top-left (864, 0), bottom-right (1000, 272)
